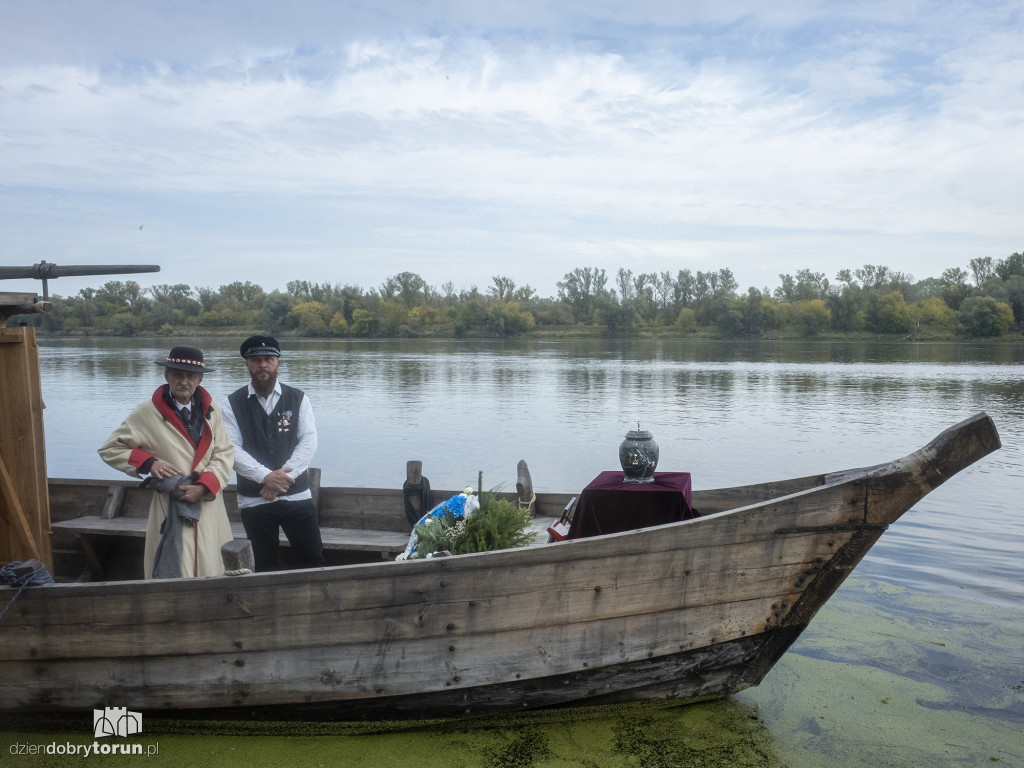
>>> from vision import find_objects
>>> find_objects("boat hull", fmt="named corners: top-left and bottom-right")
top-left (0, 414), bottom-right (1001, 717)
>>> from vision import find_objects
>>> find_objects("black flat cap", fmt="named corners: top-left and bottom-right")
top-left (240, 335), bottom-right (281, 358)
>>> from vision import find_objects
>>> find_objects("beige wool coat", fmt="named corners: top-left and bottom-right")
top-left (98, 384), bottom-right (234, 579)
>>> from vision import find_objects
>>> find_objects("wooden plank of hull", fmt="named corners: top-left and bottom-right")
top-left (5, 631), bottom-right (778, 718)
top-left (3, 593), bottom-right (800, 711)
top-left (4, 522), bottom-right (854, 658)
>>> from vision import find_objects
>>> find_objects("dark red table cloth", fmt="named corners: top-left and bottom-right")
top-left (567, 471), bottom-right (696, 540)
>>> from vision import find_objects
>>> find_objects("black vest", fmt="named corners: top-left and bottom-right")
top-left (228, 383), bottom-right (310, 498)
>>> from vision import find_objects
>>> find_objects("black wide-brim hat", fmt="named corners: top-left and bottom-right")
top-left (154, 345), bottom-right (215, 373)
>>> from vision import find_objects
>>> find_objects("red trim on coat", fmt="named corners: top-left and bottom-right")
top-left (128, 447), bottom-right (155, 471)
top-left (196, 471), bottom-right (221, 497)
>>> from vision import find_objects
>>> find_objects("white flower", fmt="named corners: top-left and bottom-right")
top-left (464, 486), bottom-right (474, 496)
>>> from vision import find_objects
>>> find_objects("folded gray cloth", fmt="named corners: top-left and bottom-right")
top-left (149, 474), bottom-right (202, 579)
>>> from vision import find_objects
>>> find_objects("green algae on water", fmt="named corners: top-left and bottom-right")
top-left (1, 698), bottom-right (783, 768)
top-left (739, 577), bottom-right (1024, 768)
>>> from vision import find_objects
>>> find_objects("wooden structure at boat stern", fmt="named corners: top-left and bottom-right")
top-left (0, 414), bottom-right (999, 717)
top-left (0, 325), bottom-right (52, 566)
top-left (2, 265), bottom-right (159, 568)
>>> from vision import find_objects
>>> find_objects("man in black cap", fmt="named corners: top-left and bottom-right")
top-left (221, 335), bottom-right (325, 571)
top-left (99, 345), bottom-right (234, 578)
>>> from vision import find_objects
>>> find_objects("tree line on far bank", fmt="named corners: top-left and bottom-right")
top-left (13, 251), bottom-right (1024, 340)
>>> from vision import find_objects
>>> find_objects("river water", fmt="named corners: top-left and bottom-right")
top-left (23, 336), bottom-right (1024, 766)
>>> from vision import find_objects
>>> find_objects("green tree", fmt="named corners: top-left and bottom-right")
top-left (995, 251), bottom-right (1024, 280)
top-left (289, 301), bottom-right (330, 336)
top-left (939, 267), bottom-right (972, 310)
top-left (740, 288), bottom-right (766, 336)
top-left (958, 296), bottom-right (1014, 337)
top-left (1000, 276), bottom-right (1024, 325)
top-left (826, 285), bottom-right (865, 331)
top-left (499, 301), bottom-right (535, 335)
top-left (594, 294), bottom-right (639, 335)
top-left (874, 291), bottom-right (915, 333)
top-left (349, 308), bottom-right (375, 337)
top-left (674, 307), bottom-right (697, 333)
top-left (673, 269), bottom-right (696, 309)
top-left (329, 312), bottom-right (349, 335)
top-left (488, 276), bottom-right (517, 302)
top-left (911, 297), bottom-right (956, 329)
top-left (260, 291), bottom-right (298, 333)
top-left (969, 257), bottom-right (995, 287)
top-left (407, 304), bottom-right (451, 335)
top-left (631, 272), bottom-right (658, 323)
top-left (379, 300), bottom-right (410, 335)
top-left (219, 281), bottom-right (266, 306)
top-left (380, 272), bottom-right (428, 308)
top-left (556, 267), bottom-right (608, 324)
top-left (774, 269), bottom-right (828, 302)
top-left (906, 277), bottom-right (945, 302)
top-left (615, 268), bottom-right (634, 303)
top-left (791, 299), bottom-right (832, 336)
top-left (531, 298), bottom-right (574, 326)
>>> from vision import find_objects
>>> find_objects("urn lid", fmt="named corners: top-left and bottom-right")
top-left (624, 422), bottom-right (653, 440)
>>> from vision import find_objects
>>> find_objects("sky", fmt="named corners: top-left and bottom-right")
top-left (2, 1), bottom-right (1022, 301)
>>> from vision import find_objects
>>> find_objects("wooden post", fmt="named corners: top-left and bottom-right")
top-left (101, 485), bottom-right (126, 520)
top-left (406, 460), bottom-right (424, 519)
top-left (516, 459), bottom-right (535, 512)
top-left (0, 327), bottom-right (53, 566)
top-left (221, 539), bottom-right (255, 574)
top-left (308, 467), bottom-right (323, 524)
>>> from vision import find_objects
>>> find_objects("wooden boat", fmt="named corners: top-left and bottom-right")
top-left (0, 413), bottom-right (1000, 718)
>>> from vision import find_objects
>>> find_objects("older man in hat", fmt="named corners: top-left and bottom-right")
top-left (99, 344), bottom-right (234, 579)
top-left (221, 335), bottom-right (325, 571)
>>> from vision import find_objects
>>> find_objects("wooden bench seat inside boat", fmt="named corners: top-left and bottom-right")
top-left (50, 514), bottom-right (410, 555)
top-left (47, 472), bottom-right (414, 579)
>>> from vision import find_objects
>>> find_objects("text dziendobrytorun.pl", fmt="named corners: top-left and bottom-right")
top-left (9, 741), bottom-right (158, 757)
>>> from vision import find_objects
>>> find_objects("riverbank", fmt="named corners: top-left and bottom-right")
top-left (26, 324), bottom-right (1024, 344)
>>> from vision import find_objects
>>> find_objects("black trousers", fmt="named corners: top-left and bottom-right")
top-left (240, 498), bottom-right (326, 572)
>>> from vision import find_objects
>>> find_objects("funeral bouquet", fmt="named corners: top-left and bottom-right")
top-left (396, 486), bottom-right (536, 560)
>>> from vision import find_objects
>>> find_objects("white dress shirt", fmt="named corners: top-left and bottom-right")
top-left (220, 380), bottom-right (318, 509)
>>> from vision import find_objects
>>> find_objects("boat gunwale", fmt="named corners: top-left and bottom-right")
top-left (12, 468), bottom-right (872, 598)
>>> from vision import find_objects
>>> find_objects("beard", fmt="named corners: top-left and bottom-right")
top-left (252, 372), bottom-right (277, 398)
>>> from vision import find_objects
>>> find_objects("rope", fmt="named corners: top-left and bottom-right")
top-left (518, 492), bottom-right (536, 511)
top-left (403, 477), bottom-right (434, 528)
top-left (223, 568), bottom-right (253, 576)
top-left (0, 560), bottom-right (54, 621)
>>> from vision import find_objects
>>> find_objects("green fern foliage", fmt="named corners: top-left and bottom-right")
top-left (411, 510), bottom-right (466, 556)
top-left (452, 491), bottom-right (536, 555)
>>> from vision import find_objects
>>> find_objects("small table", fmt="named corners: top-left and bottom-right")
top-left (567, 471), bottom-right (697, 539)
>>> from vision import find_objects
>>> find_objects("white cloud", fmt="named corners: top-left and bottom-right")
top-left (1, 2), bottom-right (1022, 297)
